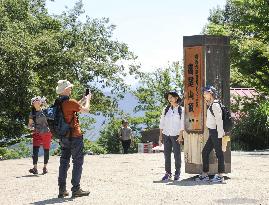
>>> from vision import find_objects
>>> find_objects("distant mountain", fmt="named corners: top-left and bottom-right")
top-left (84, 92), bottom-right (144, 141)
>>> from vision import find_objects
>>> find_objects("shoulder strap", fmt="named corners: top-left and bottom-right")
top-left (164, 105), bottom-right (170, 116)
top-left (209, 101), bottom-right (222, 117)
top-left (178, 106), bottom-right (182, 119)
top-left (32, 109), bottom-right (36, 124)
top-left (209, 103), bottom-right (215, 117)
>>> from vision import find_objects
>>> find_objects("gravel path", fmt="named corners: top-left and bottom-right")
top-left (0, 151), bottom-right (268, 205)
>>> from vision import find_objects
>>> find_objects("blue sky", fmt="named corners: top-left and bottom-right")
top-left (46, 0), bottom-right (226, 73)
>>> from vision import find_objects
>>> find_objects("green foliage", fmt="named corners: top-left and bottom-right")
top-left (83, 139), bottom-right (107, 155)
top-left (0, 0), bottom-right (138, 144)
top-left (231, 97), bottom-right (269, 150)
top-left (0, 140), bottom-right (31, 160)
top-left (133, 62), bottom-right (184, 129)
top-left (97, 118), bottom-right (122, 154)
top-left (204, 0), bottom-right (269, 92)
top-left (97, 117), bottom-right (142, 154)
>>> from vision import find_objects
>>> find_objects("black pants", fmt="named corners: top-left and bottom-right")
top-left (32, 146), bottom-right (49, 165)
top-left (58, 137), bottom-right (84, 192)
top-left (121, 139), bottom-right (131, 154)
top-left (202, 129), bottom-right (225, 173)
top-left (163, 135), bottom-right (181, 174)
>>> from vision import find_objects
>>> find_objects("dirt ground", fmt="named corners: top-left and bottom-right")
top-left (0, 151), bottom-right (268, 205)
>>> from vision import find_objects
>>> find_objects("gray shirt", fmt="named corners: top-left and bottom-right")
top-left (119, 127), bottom-right (133, 141)
top-left (29, 110), bottom-right (50, 133)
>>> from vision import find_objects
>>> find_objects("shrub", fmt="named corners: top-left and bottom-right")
top-left (231, 98), bottom-right (269, 150)
top-left (84, 139), bottom-right (107, 155)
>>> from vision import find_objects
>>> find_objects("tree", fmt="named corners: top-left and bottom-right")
top-left (133, 62), bottom-right (184, 129)
top-left (0, 0), bottom-right (138, 144)
top-left (203, 0), bottom-right (269, 93)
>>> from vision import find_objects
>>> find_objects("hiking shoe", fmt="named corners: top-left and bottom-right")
top-left (162, 173), bottom-right (172, 181)
top-left (174, 172), bottom-right (180, 181)
top-left (210, 174), bottom-right (224, 183)
top-left (42, 167), bottom-right (48, 175)
top-left (72, 188), bottom-right (90, 198)
top-left (195, 174), bottom-right (209, 182)
top-left (58, 190), bottom-right (69, 198)
top-left (29, 168), bottom-right (38, 175)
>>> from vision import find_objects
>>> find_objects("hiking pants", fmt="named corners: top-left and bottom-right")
top-left (202, 128), bottom-right (225, 173)
top-left (163, 134), bottom-right (181, 174)
top-left (58, 137), bottom-right (84, 192)
top-left (121, 139), bottom-right (131, 154)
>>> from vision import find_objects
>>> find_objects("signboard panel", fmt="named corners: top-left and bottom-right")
top-left (184, 46), bottom-right (204, 133)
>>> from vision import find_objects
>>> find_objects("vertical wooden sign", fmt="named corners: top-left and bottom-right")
top-left (184, 46), bottom-right (204, 133)
top-left (183, 35), bottom-right (231, 174)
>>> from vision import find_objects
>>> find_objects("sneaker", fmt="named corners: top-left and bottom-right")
top-left (58, 190), bottom-right (69, 198)
top-left (72, 188), bottom-right (90, 198)
top-left (174, 171), bottom-right (180, 181)
top-left (195, 174), bottom-right (209, 182)
top-left (42, 167), bottom-right (48, 175)
top-left (29, 168), bottom-right (38, 175)
top-left (210, 174), bottom-right (224, 183)
top-left (162, 173), bottom-right (172, 181)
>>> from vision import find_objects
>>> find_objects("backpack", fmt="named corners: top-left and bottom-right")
top-left (209, 101), bottom-right (233, 133)
top-left (164, 105), bottom-right (182, 119)
top-left (44, 96), bottom-right (74, 139)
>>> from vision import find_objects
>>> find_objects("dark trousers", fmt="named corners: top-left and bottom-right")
top-left (58, 137), bottom-right (84, 192)
top-left (32, 146), bottom-right (49, 165)
top-left (163, 135), bottom-right (181, 174)
top-left (202, 129), bottom-right (225, 173)
top-left (121, 139), bottom-right (131, 154)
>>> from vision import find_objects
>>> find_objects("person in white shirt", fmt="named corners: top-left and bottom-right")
top-left (159, 91), bottom-right (184, 181)
top-left (196, 85), bottom-right (225, 183)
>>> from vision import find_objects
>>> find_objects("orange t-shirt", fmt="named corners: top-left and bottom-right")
top-left (62, 99), bottom-right (82, 137)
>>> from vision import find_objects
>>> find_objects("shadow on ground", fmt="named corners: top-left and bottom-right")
top-left (30, 197), bottom-right (73, 205)
top-left (16, 174), bottom-right (41, 178)
top-left (153, 175), bottom-right (231, 186)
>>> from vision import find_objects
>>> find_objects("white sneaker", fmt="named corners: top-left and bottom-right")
top-left (195, 174), bottom-right (209, 182)
top-left (210, 174), bottom-right (224, 183)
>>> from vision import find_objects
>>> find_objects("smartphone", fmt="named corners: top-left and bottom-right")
top-left (85, 88), bottom-right (90, 96)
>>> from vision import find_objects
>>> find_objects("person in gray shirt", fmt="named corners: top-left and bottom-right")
top-left (28, 96), bottom-right (52, 175)
top-left (118, 120), bottom-right (133, 154)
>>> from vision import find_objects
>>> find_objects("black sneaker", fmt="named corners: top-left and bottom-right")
top-left (174, 171), bottom-right (180, 181)
top-left (72, 188), bottom-right (90, 198)
top-left (29, 168), bottom-right (38, 175)
top-left (58, 190), bottom-right (69, 198)
top-left (42, 167), bottom-right (48, 175)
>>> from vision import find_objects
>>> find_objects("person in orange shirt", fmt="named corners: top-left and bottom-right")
top-left (56, 80), bottom-right (91, 198)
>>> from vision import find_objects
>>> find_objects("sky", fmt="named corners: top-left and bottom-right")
top-left (46, 0), bottom-right (226, 73)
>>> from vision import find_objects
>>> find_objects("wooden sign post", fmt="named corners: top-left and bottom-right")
top-left (183, 35), bottom-right (231, 174)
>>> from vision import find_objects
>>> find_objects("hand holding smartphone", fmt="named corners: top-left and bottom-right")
top-left (85, 88), bottom-right (92, 101)
top-left (85, 88), bottom-right (90, 96)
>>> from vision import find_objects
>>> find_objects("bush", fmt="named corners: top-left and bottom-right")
top-left (84, 139), bottom-right (107, 155)
top-left (0, 141), bottom-right (31, 160)
top-left (231, 98), bottom-right (269, 150)
top-left (97, 118), bottom-right (122, 154)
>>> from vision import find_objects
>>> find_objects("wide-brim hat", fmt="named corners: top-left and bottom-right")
top-left (56, 80), bottom-right (74, 94)
top-left (31, 96), bottom-right (42, 104)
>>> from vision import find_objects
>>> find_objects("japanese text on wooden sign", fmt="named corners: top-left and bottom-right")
top-left (184, 46), bottom-right (204, 133)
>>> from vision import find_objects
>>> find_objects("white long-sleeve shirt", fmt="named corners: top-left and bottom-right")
top-left (206, 100), bottom-right (225, 138)
top-left (159, 106), bottom-right (184, 136)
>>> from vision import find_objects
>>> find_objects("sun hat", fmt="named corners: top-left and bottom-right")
top-left (56, 80), bottom-right (74, 94)
top-left (31, 96), bottom-right (42, 104)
